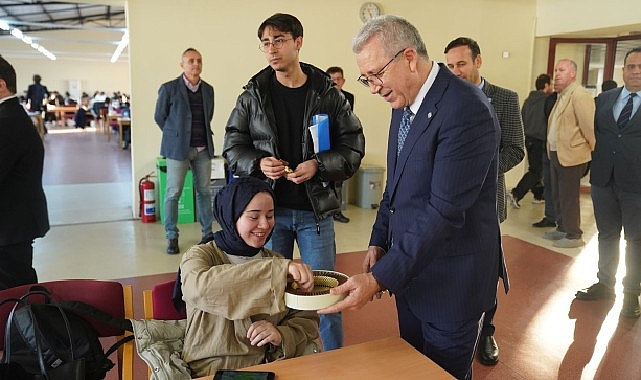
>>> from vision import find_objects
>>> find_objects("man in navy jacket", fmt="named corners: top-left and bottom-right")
top-left (320, 16), bottom-right (507, 380)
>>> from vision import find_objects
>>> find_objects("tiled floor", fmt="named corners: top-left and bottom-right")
top-left (34, 127), bottom-right (641, 379)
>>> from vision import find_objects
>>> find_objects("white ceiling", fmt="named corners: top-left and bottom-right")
top-left (0, 1), bottom-right (126, 62)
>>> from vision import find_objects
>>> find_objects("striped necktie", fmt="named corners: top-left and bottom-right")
top-left (397, 107), bottom-right (413, 156)
top-left (617, 93), bottom-right (637, 130)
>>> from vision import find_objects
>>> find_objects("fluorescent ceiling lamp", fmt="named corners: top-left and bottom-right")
top-left (1, 19), bottom-right (55, 60)
top-left (110, 30), bottom-right (129, 63)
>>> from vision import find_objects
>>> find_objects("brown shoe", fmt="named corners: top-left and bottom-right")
top-left (621, 294), bottom-right (641, 318)
top-left (575, 283), bottom-right (615, 300)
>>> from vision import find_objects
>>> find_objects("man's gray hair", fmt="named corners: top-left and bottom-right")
top-left (352, 15), bottom-right (428, 59)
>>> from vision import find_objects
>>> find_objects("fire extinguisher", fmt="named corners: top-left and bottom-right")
top-left (139, 173), bottom-right (156, 223)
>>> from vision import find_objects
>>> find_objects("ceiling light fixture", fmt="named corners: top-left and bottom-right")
top-left (1, 19), bottom-right (56, 60)
top-left (110, 30), bottom-right (129, 63)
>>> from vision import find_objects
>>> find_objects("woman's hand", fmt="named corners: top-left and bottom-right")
top-left (288, 262), bottom-right (314, 292)
top-left (247, 319), bottom-right (282, 347)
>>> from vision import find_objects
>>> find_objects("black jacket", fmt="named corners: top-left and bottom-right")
top-left (223, 63), bottom-right (365, 221)
top-left (0, 97), bottom-right (49, 245)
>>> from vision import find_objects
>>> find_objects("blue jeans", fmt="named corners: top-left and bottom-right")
top-left (164, 149), bottom-right (213, 240)
top-left (265, 207), bottom-right (343, 351)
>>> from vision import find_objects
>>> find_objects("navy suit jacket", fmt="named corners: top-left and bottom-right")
top-left (591, 87), bottom-right (641, 192)
top-left (0, 97), bottom-right (49, 245)
top-left (369, 64), bottom-right (508, 323)
top-left (155, 76), bottom-right (215, 160)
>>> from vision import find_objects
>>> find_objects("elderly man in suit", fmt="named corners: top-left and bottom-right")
top-left (155, 48), bottom-right (215, 254)
top-left (444, 36), bottom-right (525, 366)
top-left (575, 47), bottom-right (641, 318)
top-left (0, 55), bottom-right (49, 290)
top-left (319, 16), bottom-right (507, 380)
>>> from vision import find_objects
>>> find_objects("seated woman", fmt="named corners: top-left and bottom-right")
top-left (180, 176), bottom-right (321, 377)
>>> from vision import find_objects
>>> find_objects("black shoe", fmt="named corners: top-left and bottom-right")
top-left (621, 294), bottom-right (641, 318)
top-left (166, 238), bottom-right (179, 254)
top-left (478, 335), bottom-right (499, 365)
top-left (575, 283), bottom-right (615, 300)
top-left (532, 217), bottom-right (556, 228)
top-left (333, 212), bottom-right (350, 223)
top-left (199, 233), bottom-right (215, 245)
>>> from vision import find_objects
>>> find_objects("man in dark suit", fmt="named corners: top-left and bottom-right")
top-left (319, 16), bottom-right (507, 380)
top-left (444, 37), bottom-right (525, 366)
top-left (0, 56), bottom-right (49, 290)
top-left (26, 74), bottom-right (48, 113)
top-left (575, 47), bottom-right (641, 318)
top-left (326, 66), bottom-right (354, 224)
top-left (155, 48), bottom-right (215, 254)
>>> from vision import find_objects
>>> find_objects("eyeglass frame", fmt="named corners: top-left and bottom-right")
top-left (357, 48), bottom-right (407, 88)
top-left (258, 37), bottom-right (294, 52)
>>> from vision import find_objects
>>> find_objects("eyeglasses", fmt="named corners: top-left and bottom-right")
top-left (357, 48), bottom-right (406, 88)
top-left (259, 38), bottom-right (293, 52)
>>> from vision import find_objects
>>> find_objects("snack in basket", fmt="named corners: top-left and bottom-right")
top-left (285, 270), bottom-right (348, 310)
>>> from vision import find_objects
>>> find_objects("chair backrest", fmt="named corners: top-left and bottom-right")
top-left (0, 280), bottom-right (134, 380)
top-left (143, 280), bottom-right (187, 320)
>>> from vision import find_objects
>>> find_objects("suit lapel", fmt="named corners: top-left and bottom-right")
top-left (388, 67), bottom-right (448, 199)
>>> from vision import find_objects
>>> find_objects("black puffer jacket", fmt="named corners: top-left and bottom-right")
top-left (223, 62), bottom-right (365, 221)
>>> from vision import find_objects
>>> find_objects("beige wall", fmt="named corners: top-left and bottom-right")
top-left (128, 0), bottom-right (538, 211)
top-left (536, 0), bottom-right (641, 36)
top-left (11, 0), bottom-right (632, 213)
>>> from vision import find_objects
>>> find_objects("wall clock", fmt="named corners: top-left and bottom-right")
top-left (359, 2), bottom-right (382, 23)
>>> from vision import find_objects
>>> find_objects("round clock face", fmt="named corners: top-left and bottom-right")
top-left (359, 2), bottom-right (381, 23)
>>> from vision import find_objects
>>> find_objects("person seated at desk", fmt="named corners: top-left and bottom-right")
top-left (179, 176), bottom-right (321, 377)
top-left (73, 95), bottom-right (93, 129)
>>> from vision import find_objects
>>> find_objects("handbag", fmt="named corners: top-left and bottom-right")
top-left (1, 289), bottom-right (85, 380)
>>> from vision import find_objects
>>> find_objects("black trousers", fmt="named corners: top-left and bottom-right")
top-left (0, 241), bottom-right (38, 290)
top-left (512, 138), bottom-right (544, 201)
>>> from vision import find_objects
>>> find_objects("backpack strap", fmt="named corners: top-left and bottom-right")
top-left (58, 300), bottom-right (133, 332)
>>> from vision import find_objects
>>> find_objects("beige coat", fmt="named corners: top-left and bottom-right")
top-left (547, 81), bottom-right (595, 166)
top-left (180, 243), bottom-right (321, 378)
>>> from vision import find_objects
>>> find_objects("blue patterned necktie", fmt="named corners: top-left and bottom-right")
top-left (617, 93), bottom-right (637, 130)
top-left (397, 107), bottom-right (413, 156)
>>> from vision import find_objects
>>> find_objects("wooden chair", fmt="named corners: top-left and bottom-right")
top-left (142, 279), bottom-right (187, 377)
top-left (99, 107), bottom-right (110, 139)
top-left (143, 279), bottom-right (186, 320)
top-left (0, 280), bottom-right (134, 380)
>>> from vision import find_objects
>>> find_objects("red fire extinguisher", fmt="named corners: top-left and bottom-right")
top-left (139, 173), bottom-right (156, 223)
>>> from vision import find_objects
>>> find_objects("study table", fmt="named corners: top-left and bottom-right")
top-left (49, 105), bottom-right (77, 126)
top-left (193, 336), bottom-right (454, 380)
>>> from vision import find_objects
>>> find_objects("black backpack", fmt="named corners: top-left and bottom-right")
top-left (0, 286), bottom-right (133, 380)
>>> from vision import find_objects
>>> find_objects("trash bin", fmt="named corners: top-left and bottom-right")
top-left (156, 157), bottom-right (195, 224)
top-left (355, 166), bottom-right (384, 209)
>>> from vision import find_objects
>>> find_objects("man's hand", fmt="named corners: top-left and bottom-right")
top-left (363, 246), bottom-right (385, 273)
top-left (286, 159), bottom-right (318, 184)
top-left (317, 272), bottom-right (383, 314)
top-left (260, 157), bottom-right (288, 180)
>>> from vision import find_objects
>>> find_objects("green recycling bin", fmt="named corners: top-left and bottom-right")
top-left (156, 157), bottom-right (195, 224)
